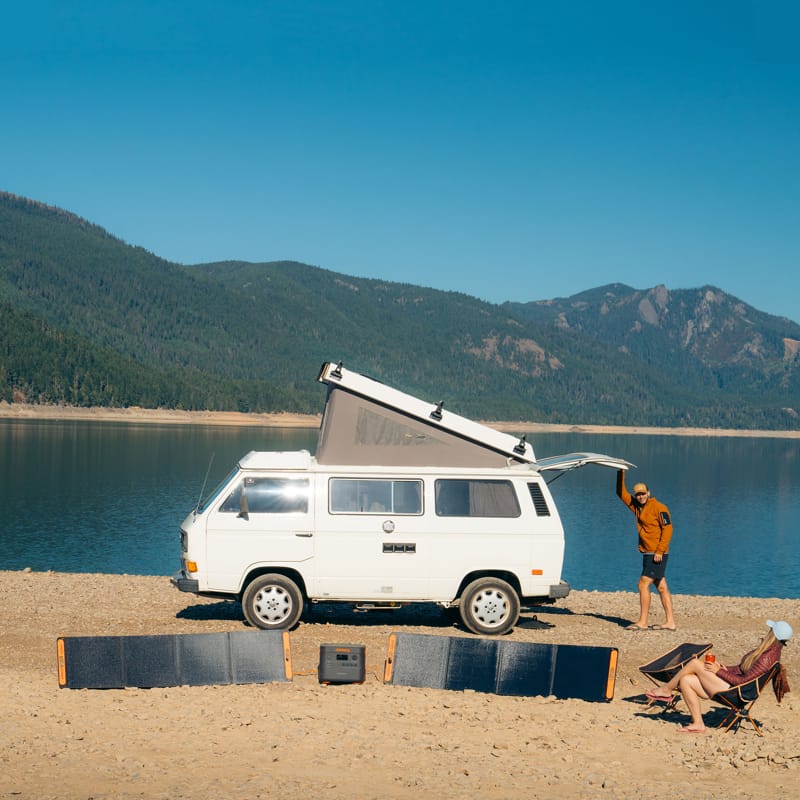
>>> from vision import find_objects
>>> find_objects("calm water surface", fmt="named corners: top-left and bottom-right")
top-left (1, 419), bottom-right (798, 598)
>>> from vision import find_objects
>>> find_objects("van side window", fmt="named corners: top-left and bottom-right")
top-left (435, 479), bottom-right (521, 517)
top-left (219, 478), bottom-right (309, 514)
top-left (330, 479), bottom-right (422, 514)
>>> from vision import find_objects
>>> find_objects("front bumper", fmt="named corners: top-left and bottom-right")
top-left (170, 571), bottom-right (199, 593)
top-left (549, 580), bottom-right (571, 599)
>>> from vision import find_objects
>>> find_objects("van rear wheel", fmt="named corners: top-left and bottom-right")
top-left (242, 574), bottom-right (303, 630)
top-left (459, 577), bottom-right (520, 635)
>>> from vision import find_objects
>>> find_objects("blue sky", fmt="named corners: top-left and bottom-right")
top-left (3, 1), bottom-right (799, 322)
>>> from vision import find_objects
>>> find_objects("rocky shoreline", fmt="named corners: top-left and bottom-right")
top-left (1, 570), bottom-right (797, 799)
top-left (2, 400), bottom-right (799, 438)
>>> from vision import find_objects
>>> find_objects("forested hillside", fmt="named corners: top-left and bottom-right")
top-left (2, 192), bottom-right (798, 428)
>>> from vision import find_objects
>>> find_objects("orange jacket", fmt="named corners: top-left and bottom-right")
top-left (616, 471), bottom-right (673, 554)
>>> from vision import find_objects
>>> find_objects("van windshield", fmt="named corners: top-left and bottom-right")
top-left (198, 467), bottom-right (239, 512)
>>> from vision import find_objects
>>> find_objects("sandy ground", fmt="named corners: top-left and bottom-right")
top-left (1, 570), bottom-right (797, 800)
top-left (1, 400), bottom-right (799, 438)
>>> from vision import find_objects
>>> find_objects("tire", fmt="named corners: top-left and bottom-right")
top-left (242, 574), bottom-right (304, 630)
top-left (459, 577), bottom-right (520, 635)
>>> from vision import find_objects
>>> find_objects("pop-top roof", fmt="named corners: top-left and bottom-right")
top-left (314, 361), bottom-right (534, 467)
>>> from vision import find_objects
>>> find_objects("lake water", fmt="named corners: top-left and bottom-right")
top-left (1, 419), bottom-right (798, 599)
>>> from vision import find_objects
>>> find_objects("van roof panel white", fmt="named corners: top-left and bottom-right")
top-left (238, 450), bottom-right (313, 470)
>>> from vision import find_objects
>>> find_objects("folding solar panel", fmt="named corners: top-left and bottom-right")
top-left (384, 633), bottom-right (617, 701)
top-left (57, 630), bottom-right (292, 689)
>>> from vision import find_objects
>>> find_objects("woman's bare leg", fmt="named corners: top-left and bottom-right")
top-left (661, 658), bottom-right (703, 693)
top-left (678, 674), bottom-right (707, 731)
top-left (648, 658), bottom-right (729, 699)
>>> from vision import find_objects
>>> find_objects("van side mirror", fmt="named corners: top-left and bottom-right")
top-left (238, 490), bottom-right (250, 520)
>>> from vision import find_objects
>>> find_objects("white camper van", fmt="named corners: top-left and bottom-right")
top-left (171, 362), bottom-right (631, 635)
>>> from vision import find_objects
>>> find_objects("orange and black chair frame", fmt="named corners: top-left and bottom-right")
top-left (709, 662), bottom-right (780, 736)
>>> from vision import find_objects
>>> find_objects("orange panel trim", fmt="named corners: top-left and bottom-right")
top-left (57, 638), bottom-right (67, 687)
top-left (282, 631), bottom-right (293, 680)
top-left (383, 633), bottom-right (398, 683)
top-left (605, 648), bottom-right (618, 700)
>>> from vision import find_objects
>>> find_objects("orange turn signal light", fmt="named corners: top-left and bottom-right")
top-left (531, 569), bottom-right (543, 575)
top-left (187, 561), bottom-right (198, 573)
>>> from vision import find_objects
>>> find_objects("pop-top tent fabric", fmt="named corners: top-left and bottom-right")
top-left (316, 384), bottom-right (523, 467)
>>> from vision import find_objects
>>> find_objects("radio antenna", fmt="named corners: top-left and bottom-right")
top-left (194, 453), bottom-right (215, 516)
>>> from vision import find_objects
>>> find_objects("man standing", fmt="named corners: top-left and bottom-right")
top-left (616, 470), bottom-right (677, 631)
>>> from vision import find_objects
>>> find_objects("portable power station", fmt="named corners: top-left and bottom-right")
top-left (318, 644), bottom-right (366, 684)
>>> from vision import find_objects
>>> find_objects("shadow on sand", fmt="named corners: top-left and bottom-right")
top-left (176, 601), bottom-right (557, 633)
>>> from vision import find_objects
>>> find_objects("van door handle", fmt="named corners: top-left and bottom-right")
top-left (294, 532), bottom-right (313, 538)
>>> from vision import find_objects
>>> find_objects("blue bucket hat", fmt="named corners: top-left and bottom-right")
top-left (767, 619), bottom-right (793, 642)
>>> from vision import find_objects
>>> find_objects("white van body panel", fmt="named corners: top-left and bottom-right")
top-left (204, 493), bottom-right (314, 593)
top-left (198, 464), bottom-right (315, 593)
top-left (308, 466), bottom-right (565, 602)
top-left (172, 361), bottom-right (632, 634)
top-left (182, 458), bottom-right (568, 601)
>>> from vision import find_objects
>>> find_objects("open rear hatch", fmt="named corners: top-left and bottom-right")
top-left (532, 452), bottom-right (635, 474)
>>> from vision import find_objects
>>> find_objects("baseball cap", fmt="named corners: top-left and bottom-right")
top-left (767, 619), bottom-right (793, 642)
top-left (632, 483), bottom-right (648, 494)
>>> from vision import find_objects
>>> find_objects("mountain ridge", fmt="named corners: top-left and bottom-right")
top-left (1, 191), bottom-right (798, 429)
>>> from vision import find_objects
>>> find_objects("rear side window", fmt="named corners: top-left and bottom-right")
top-left (435, 479), bottom-right (521, 517)
top-left (330, 479), bottom-right (423, 514)
top-left (219, 478), bottom-right (309, 514)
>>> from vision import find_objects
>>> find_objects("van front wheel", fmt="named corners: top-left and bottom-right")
top-left (242, 574), bottom-right (303, 630)
top-left (459, 577), bottom-right (520, 635)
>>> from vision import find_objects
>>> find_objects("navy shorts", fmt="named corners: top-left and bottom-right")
top-left (642, 553), bottom-right (668, 582)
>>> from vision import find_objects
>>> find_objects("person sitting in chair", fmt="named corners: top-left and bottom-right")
top-left (645, 619), bottom-right (792, 734)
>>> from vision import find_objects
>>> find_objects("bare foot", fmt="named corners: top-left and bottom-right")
top-left (677, 725), bottom-right (706, 734)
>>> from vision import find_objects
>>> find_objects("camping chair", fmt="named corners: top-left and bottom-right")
top-left (709, 662), bottom-right (780, 736)
top-left (638, 642), bottom-right (713, 712)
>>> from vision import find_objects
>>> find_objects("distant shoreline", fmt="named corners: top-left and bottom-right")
top-left (2, 400), bottom-right (799, 438)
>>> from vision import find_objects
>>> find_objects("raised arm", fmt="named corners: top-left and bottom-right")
top-left (616, 469), bottom-right (632, 506)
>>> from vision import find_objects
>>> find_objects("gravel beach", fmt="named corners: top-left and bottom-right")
top-left (1, 570), bottom-right (798, 799)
